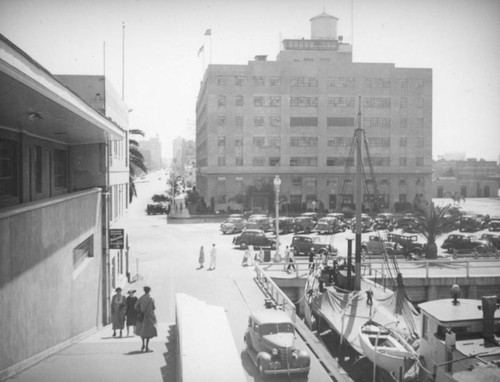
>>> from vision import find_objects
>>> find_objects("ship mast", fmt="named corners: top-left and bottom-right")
top-left (354, 96), bottom-right (362, 291)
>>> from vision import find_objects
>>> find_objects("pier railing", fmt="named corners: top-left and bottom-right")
top-left (254, 262), bottom-right (297, 322)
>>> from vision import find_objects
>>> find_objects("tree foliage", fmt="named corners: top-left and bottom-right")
top-left (129, 129), bottom-right (148, 203)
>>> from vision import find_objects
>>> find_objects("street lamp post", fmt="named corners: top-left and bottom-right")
top-left (273, 175), bottom-right (281, 262)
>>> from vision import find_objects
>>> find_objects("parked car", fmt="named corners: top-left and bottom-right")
top-left (220, 217), bottom-right (247, 234)
top-left (146, 203), bottom-right (169, 215)
top-left (440, 234), bottom-right (492, 254)
top-left (293, 216), bottom-right (316, 234)
top-left (327, 212), bottom-right (346, 221)
top-left (244, 309), bottom-right (310, 377)
top-left (271, 217), bottom-right (295, 234)
top-left (315, 217), bottom-right (345, 234)
top-left (361, 235), bottom-right (396, 256)
top-left (459, 214), bottom-right (488, 232)
top-left (246, 215), bottom-right (272, 231)
top-left (232, 229), bottom-right (276, 250)
top-left (393, 216), bottom-right (419, 233)
top-left (373, 217), bottom-right (394, 231)
top-left (479, 233), bottom-right (500, 250)
top-left (349, 214), bottom-right (373, 232)
top-left (300, 212), bottom-right (319, 222)
top-left (290, 235), bottom-right (335, 256)
top-left (488, 219), bottom-right (500, 232)
top-left (376, 212), bottom-right (395, 223)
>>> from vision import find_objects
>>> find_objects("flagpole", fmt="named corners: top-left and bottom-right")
top-left (209, 32), bottom-right (212, 64)
top-left (122, 21), bottom-right (125, 100)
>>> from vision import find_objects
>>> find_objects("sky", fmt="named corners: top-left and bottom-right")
top-left (0, 0), bottom-right (499, 161)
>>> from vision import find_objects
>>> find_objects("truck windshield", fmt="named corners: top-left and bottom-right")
top-left (260, 323), bottom-right (294, 335)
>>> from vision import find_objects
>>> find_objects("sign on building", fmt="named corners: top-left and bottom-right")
top-left (109, 229), bottom-right (125, 249)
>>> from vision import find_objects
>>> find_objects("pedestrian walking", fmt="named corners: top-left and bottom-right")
top-left (111, 287), bottom-right (126, 337)
top-left (287, 246), bottom-right (296, 272)
top-left (125, 289), bottom-right (138, 336)
top-left (209, 243), bottom-right (217, 270)
top-left (134, 286), bottom-right (158, 352)
top-left (198, 246), bottom-right (205, 269)
top-left (308, 247), bottom-right (315, 270)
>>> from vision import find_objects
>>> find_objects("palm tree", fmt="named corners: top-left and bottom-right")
top-left (129, 129), bottom-right (148, 203)
top-left (413, 202), bottom-right (461, 259)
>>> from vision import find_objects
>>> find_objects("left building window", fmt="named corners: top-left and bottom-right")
top-left (54, 149), bottom-right (68, 188)
top-left (0, 138), bottom-right (18, 198)
top-left (73, 235), bottom-right (94, 269)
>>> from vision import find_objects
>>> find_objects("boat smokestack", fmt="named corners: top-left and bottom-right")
top-left (482, 295), bottom-right (497, 340)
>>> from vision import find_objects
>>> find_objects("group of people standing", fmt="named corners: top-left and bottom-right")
top-left (111, 286), bottom-right (158, 352)
top-left (198, 244), bottom-right (217, 270)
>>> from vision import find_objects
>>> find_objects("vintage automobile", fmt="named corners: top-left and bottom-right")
top-left (441, 234), bottom-right (493, 254)
top-left (393, 216), bottom-right (419, 233)
top-left (373, 217), bottom-right (394, 231)
top-left (459, 214), bottom-right (488, 232)
top-left (349, 213), bottom-right (373, 232)
top-left (244, 309), bottom-right (310, 377)
top-left (246, 215), bottom-right (272, 231)
top-left (271, 217), bottom-right (295, 234)
top-left (315, 217), bottom-right (345, 234)
top-left (232, 229), bottom-right (276, 250)
top-left (479, 233), bottom-right (500, 250)
top-left (290, 235), bottom-right (335, 256)
top-left (146, 203), bottom-right (169, 215)
top-left (488, 218), bottom-right (500, 232)
top-left (300, 212), bottom-right (319, 222)
top-left (293, 216), bottom-right (316, 234)
top-left (220, 217), bottom-right (247, 234)
top-left (386, 233), bottom-right (425, 258)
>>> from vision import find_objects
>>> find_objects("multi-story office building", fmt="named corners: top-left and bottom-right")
top-left (139, 134), bottom-right (163, 170)
top-left (195, 12), bottom-right (432, 213)
top-left (0, 36), bottom-right (128, 378)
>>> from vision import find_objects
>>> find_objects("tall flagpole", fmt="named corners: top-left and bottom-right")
top-left (122, 22), bottom-right (125, 100)
top-left (209, 32), bottom-right (212, 64)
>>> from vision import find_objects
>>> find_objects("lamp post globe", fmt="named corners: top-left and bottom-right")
top-left (273, 175), bottom-right (281, 262)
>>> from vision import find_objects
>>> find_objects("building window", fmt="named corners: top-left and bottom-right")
top-left (290, 117), bottom-right (318, 127)
top-left (269, 116), bottom-right (281, 127)
top-left (73, 235), bottom-right (94, 269)
top-left (415, 79), bottom-right (424, 88)
top-left (399, 137), bottom-right (407, 147)
top-left (329, 195), bottom-right (337, 210)
top-left (217, 76), bottom-right (226, 86)
top-left (416, 137), bottom-right (424, 148)
top-left (34, 145), bottom-right (42, 193)
top-left (363, 118), bottom-right (391, 128)
top-left (235, 116), bottom-right (244, 126)
top-left (290, 76), bottom-right (317, 87)
top-left (416, 98), bottom-right (424, 108)
top-left (269, 157), bottom-right (280, 167)
top-left (327, 157), bottom-right (354, 166)
top-left (364, 77), bottom-right (391, 88)
top-left (291, 177), bottom-right (302, 187)
top-left (416, 177), bottom-right (424, 186)
top-left (399, 178), bottom-right (407, 186)
top-left (252, 157), bottom-right (265, 166)
top-left (400, 79), bottom-right (408, 89)
top-left (217, 95), bottom-right (226, 106)
top-left (268, 137), bottom-right (280, 147)
top-left (400, 97), bottom-right (408, 108)
top-left (218, 137), bottom-right (226, 146)
top-left (290, 194), bottom-right (302, 205)
top-left (364, 97), bottom-right (391, 108)
top-left (290, 157), bottom-right (317, 166)
top-left (367, 137), bottom-right (390, 148)
top-left (253, 96), bottom-right (265, 107)
top-left (329, 77), bottom-right (355, 87)
top-left (305, 178), bottom-right (317, 187)
top-left (235, 95), bottom-right (244, 106)
top-left (399, 157), bottom-right (407, 166)
top-left (329, 96), bottom-right (355, 108)
top-left (54, 149), bottom-right (67, 188)
top-left (253, 76), bottom-right (265, 86)
top-left (400, 118), bottom-right (408, 128)
top-left (416, 157), bottom-right (424, 167)
top-left (399, 194), bottom-right (407, 203)
top-left (328, 137), bottom-right (353, 147)
top-left (0, 138), bottom-right (18, 197)
top-left (235, 157), bottom-right (243, 166)
top-left (235, 76), bottom-right (244, 86)
top-left (218, 116), bottom-right (226, 126)
top-left (253, 137), bottom-right (265, 147)
top-left (218, 157), bottom-right (226, 166)
top-left (269, 77), bottom-right (280, 87)
top-left (327, 117), bottom-right (355, 127)
top-left (290, 96), bottom-right (318, 108)
top-left (269, 96), bottom-right (281, 107)
top-left (253, 117), bottom-right (265, 127)
top-left (327, 178), bottom-right (338, 187)
top-left (290, 137), bottom-right (317, 147)
top-left (235, 138), bottom-right (243, 147)
top-left (368, 157), bottom-right (391, 166)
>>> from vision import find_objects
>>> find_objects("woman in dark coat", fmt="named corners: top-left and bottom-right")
top-left (125, 290), bottom-right (138, 336)
top-left (134, 286), bottom-right (158, 352)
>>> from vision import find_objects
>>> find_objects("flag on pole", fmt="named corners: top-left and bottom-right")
top-left (198, 45), bottom-right (204, 56)
top-left (204, 28), bottom-right (211, 36)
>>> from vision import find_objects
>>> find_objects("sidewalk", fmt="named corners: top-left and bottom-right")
top-left (6, 323), bottom-right (175, 382)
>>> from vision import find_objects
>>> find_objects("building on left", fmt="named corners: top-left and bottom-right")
top-left (0, 34), bottom-right (130, 379)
